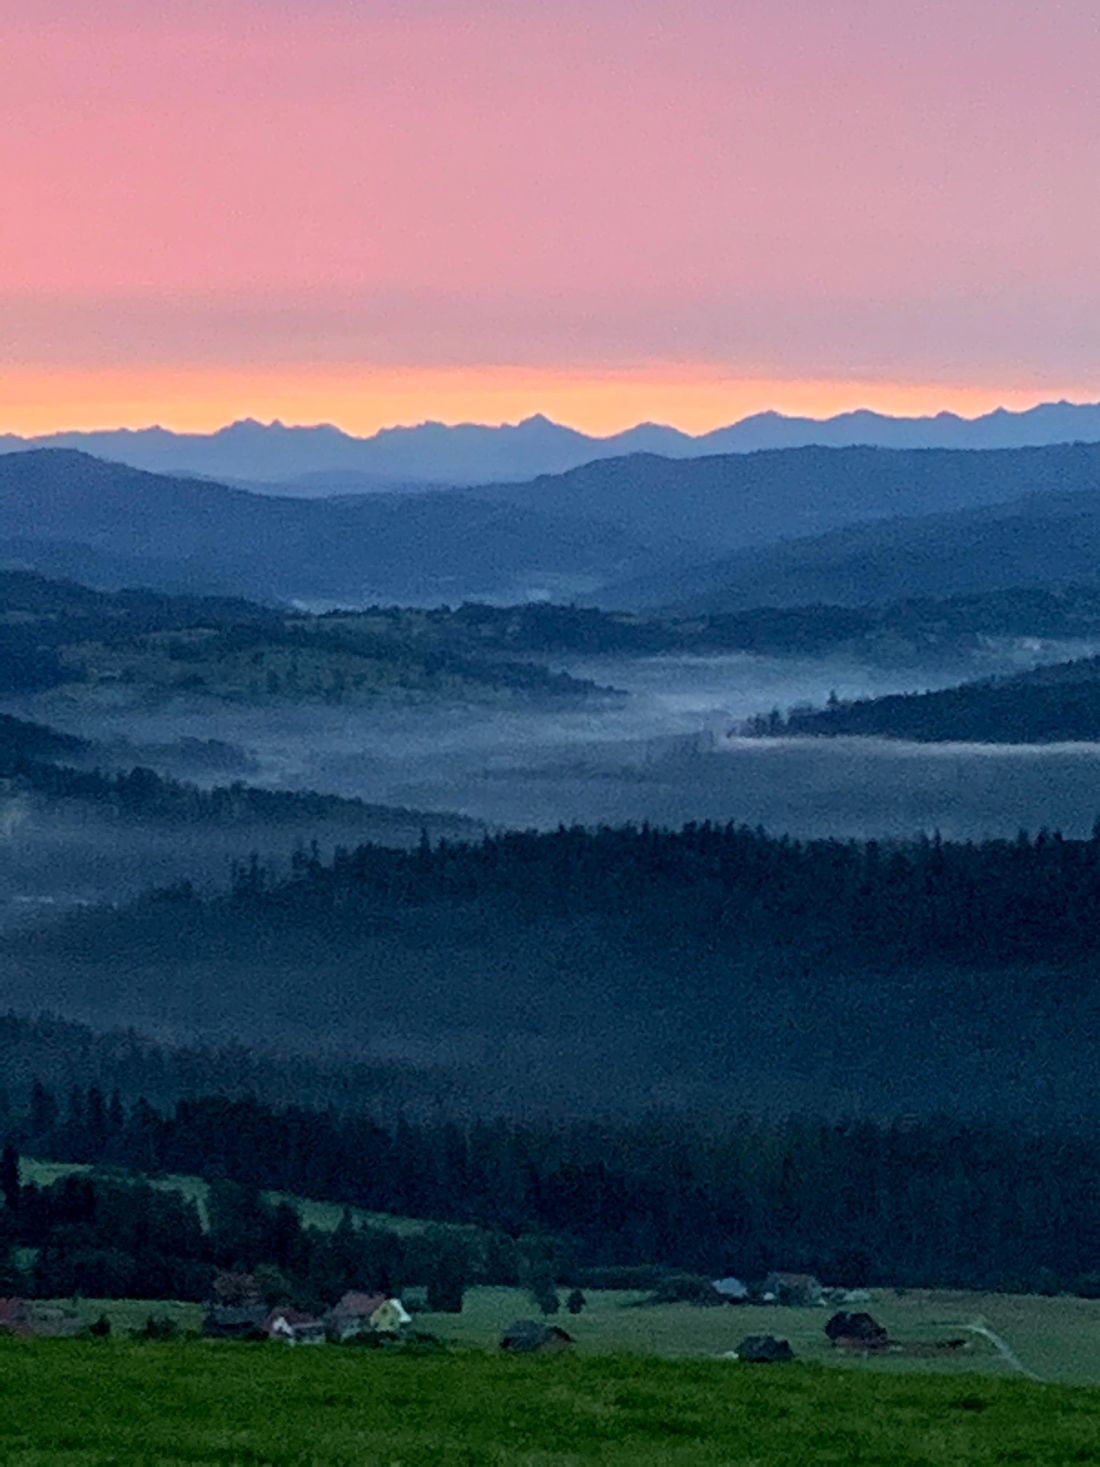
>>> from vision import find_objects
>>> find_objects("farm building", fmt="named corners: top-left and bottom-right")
top-left (326, 1292), bottom-right (412, 1340)
top-left (500, 1320), bottom-right (575, 1355)
top-left (733, 1335), bottom-right (794, 1363)
top-left (763, 1272), bottom-right (824, 1306)
top-left (264, 1308), bottom-right (326, 1346)
top-left (825, 1311), bottom-right (891, 1351)
top-left (0, 1299), bottom-right (81, 1338)
top-left (202, 1303), bottom-right (268, 1340)
top-left (711, 1276), bottom-right (748, 1302)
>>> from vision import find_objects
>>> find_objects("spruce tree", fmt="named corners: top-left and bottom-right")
top-left (0, 1142), bottom-right (19, 1213)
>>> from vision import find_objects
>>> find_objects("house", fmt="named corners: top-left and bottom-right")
top-left (499, 1319), bottom-right (575, 1354)
top-left (711, 1276), bottom-right (748, 1303)
top-left (370, 1298), bottom-right (412, 1334)
top-left (326, 1292), bottom-right (412, 1340)
top-left (733, 1334), bottom-right (794, 1363)
top-left (763, 1272), bottom-right (824, 1307)
top-left (264, 1307), bottom-right (327, 1346)
top-left (202, 1303), bottom-right (269, 1340)
top-left (824, 1311), bottom-right (891, 1352)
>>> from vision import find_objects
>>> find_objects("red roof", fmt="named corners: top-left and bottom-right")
top-left (331, 1292), bottom-right (387, 1318)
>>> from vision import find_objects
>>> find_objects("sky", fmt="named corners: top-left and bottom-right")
top-left (2, 0), bottom-right (1099, 435)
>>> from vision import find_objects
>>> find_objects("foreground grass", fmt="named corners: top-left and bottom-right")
top-left (2, 1339), bottom-right (1099, 1466)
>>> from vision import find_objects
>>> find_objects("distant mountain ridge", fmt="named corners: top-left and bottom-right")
top-left (615, 456), bottom-right (1100, 612)
top-left (0, 449), bottom-right (671, 605)
top-left (5, 398), bottom-right (1100, 487)
top-left (470, 443), bottom-right (1100, 552)
top-left (6, 443), bottom-right (1100, 609)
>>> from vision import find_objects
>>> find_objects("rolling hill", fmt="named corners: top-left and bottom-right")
top-left (477, 443), bottom-right (1100, 559)
top-left (0, 450), bottom-right (668, 605)
top-left (9, 443), bottom-right (1100, 613)
top-left (615, 468), bottom-right (1100, 611)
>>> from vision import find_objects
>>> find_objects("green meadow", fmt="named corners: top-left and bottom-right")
top-left (53, 1285), bottom-right (1100, 1388)
top-left (2, 1340), bottom-right (1100, 1466)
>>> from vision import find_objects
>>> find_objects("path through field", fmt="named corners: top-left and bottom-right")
top-left (963, 1319), bottom-right (1045, 1382)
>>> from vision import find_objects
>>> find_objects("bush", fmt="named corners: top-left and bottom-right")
top-left (131, 1315), bottom-right (180, 1342)
top-left (647, 1275), bottom-right (724, 1307)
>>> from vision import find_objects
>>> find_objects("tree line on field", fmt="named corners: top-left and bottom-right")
top-left (87, 818), bottom-right (1100, 970)
top-left (5, 1085), bottom-right (1100, 1297)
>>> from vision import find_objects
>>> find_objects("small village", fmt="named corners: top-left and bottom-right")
top-left (0, 1265), bottom-right (979, 1365)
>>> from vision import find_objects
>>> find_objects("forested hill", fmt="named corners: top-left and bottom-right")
top-left (436, 585), bottom-right (1100, 663)
top-left (0, 708), bottom-right (480, 842)
top-left (143, 821), bottom-right (1100, 968)
top-left (613, 459), bottom-right (1100, 611)
top-left (475, 441), bottom-right (1100, 555)
top-left (0, 569), bottom-right (600, 705)
top-left (9, 820), bottom-right (1100, 1122)
top-left (753, 654), bottom-right (1100, 742)
top-left (7, 1087), bottom-right (1100, 1294)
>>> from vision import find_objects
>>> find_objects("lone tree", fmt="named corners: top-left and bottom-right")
top-left (424, 1230), bottom-right (469, 1314)
top-left (0, 1142), bottom-right (19, 1213)
top-left (527, 1262), bottom-right (560, 1317)
top-left (566, 1288), bottom-right (586, 1315)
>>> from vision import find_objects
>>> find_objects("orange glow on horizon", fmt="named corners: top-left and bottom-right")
top-left (2, 367), bottom-right (1094, 439)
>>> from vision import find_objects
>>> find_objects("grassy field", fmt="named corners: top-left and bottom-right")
top-left (415, 1287), bottom-right (1100, 1386)
top-left (2, 1338), bottom-right (1099, 1466)
top-left (50, 1286), bottom-right (1100, 1388)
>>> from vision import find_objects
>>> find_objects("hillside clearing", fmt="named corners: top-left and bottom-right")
top-left (18, 1157), bottom-right (485, 1239)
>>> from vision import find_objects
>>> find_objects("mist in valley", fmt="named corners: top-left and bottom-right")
top-left (7, 636), bottom-right (1100, 912)
top-left (14, 640), bottom-right (1100, 811)
top-left (5, 633), bottom-right (1100, 1124)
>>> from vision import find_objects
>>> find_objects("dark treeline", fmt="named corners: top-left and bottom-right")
top-left (748, 654), bottom-right (1100, 743)
top-left (0, 709), bottom-right (479, 834)
top-left (134, 819), bottom-right (1100, 969)
top-left (5, 1086), bottom-right (1100, 1297)
top-left (0, 712), bottom-right (89, 765)
top-left (436, 585), bottom-right (1100, 659)
top-left (15, 821), bottom-right (1100, 1125)
top-left (0, 1012), bottom-right (453, 1118)
top-left (7, 760), bottom-right (445, 829)
top-left (0, 1144), bottom-right (474, 1310)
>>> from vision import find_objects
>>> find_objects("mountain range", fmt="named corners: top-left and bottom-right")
top-left (5, 441), bottom-right (1100, 610)
top-left (5, 398), bottom-right (1100, 487)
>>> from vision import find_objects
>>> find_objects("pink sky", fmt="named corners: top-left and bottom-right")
top-left (2, 0), bottom-right (1099, 433)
